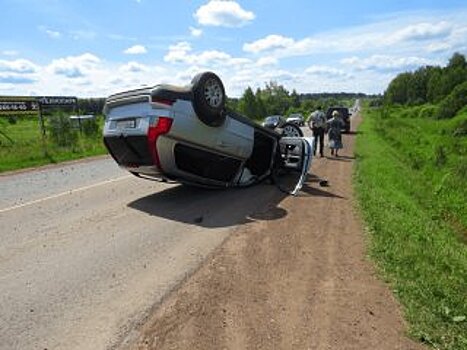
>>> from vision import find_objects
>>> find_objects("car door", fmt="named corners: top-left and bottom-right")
top-left (274, 136), bottom-right (314, 195)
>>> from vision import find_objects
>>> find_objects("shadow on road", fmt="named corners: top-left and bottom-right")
top-left (128, 183), bottom-right (288, 228)
top-left (128, 173), bottom-right (346, 228)
top-left (324, 156), bottom-right (353, 162)
top-left (299, 183), bottom-right (346, 199)
top-left (345, 130), bottom-right (362, 135)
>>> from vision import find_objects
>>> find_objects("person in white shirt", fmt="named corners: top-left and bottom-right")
top-left (307, 106), bottom-right (326, 157)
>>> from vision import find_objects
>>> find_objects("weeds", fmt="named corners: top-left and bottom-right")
top-left (355, 105), bottom-right (467, 350)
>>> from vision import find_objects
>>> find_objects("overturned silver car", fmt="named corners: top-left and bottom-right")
top-left (103, 72), bottom-right (313, 195)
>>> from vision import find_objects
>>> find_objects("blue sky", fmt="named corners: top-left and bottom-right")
top-left (1, 0), bottom-right (466, 97)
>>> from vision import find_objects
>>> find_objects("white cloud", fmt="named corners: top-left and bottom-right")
top-left (305, 65), bottom-right (351, 79)
top-left (341, 55), bottom-right (439, 72)
top-left (119, 61), bottom-right (148, 73)
top-left (164, 41), bottom-right (252, 68)
top-left (1, 50), bottom-right (19, 56)
top-left (46, 29), bottom-right (61, 39)
top-left (0, 59), bottom-right (39, 73)
top-left (389, 21), bottom-right (452, 43)
top-left (164, 42), bottom-right (192, 63)
top-left (124, 45), bottom-right (147, 55)
top-left (243, 35), bottom-right (295, 53)
top-left (426, 42), bottom-right (452, 53)
top-left (256, 57), bottom-right (278, 66)
top-left (39, 26), bottom-right (61, 39)
top-left (243, 14), bottom-right (467, 59)
top-left (189, 26), bottom-right (203, 37)
top-left (195, 0), bottom-right (255, 27)
top-left (48, 53), bottom-right (100, 78)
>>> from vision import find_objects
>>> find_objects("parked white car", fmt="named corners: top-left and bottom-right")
top-left (286, 113), bottom-right (305, 126)
top-left (103, 72), bottom-right (313, 195)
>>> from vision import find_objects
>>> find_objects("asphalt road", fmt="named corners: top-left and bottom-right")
top-left (0, 157), bottom-right (286, 350)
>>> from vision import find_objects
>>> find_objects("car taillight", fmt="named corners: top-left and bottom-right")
top-left (147, 117), bottom-right (173, 171)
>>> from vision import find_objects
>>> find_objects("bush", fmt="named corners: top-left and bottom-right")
top-left (434, 145), bottom-right (447, 167)
top-left (48, 114), bottom-right (78, 146)
top-left (81, 117), bottom-right (99, 137)
top-left (452, 119), bottom-right (467, 137)
top-left (418, 105), bottom-right (439, 119)
top-left (7, 115), bottom-right (17, 124)
top-left (369, 98), bottom-right (383, 107)
top-left (436, 81), bottom-right (467, 119)
top-left (400, 106), bottom-right (421, 118)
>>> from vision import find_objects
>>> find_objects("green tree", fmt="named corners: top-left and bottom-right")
top-left (255, 88), bottom-right (267, 119)
top-left (436, 81), bottom-right (467, 119)
top-left (290, 89), bottom-right (301, 108)
top-left (238, 87), bottom-right (258, 119)
top-left (385, 53), bottom-right (467, 106)
top-left (385, 73), bottom-right (412, 104)
top-left (426, 67), bottom-right (444, 103)
top-left (259, 81), bottom-right (292, 115)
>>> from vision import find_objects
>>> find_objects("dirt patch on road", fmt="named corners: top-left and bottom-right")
top-left (124, 114), bottom-right (425, 350)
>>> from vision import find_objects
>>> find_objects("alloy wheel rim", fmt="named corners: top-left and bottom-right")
top-left (283, 125), bottom-right (300, 137)
top-left (204, 79), bottom-right (223, 108)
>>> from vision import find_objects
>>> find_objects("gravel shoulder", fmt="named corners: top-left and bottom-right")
top-left (123, 113), bottom-right (426, 350)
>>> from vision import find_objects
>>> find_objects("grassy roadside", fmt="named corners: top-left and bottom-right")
top-left (0, 116), bottom-right (107, 173)
top-left (354, 106), bottom-right (467, 349)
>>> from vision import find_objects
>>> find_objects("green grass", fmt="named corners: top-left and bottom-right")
top-left (0, 116), bottom-right (107, 172)
top-left (354, 105), bottom-right (467, 350)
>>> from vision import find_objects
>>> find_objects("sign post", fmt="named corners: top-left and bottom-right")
top-left (35, 97), bottom-right (78, 156)
top-left (0, 96), bottom-right (78, 157)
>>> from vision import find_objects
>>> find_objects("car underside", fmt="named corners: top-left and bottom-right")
top-left (103, 72), bottom-right (313, 195)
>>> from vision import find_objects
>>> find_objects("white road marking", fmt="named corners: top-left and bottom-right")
top-left (0, 175), bottom-right (133, 214)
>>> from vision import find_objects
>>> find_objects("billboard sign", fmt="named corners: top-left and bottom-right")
top-left (0, 96), bottom-right (77, 114)
top-left (0, 100), bottom-right (39, 112)
top-left (37, 96), bottom-right (77, 106)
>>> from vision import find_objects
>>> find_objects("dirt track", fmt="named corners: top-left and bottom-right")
top-left (123, 114), bottom-right (426, 350)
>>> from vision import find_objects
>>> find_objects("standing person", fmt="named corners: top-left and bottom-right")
top-left (327, 110), bottom-right (345, 157)
top-left (307, 106), bottom-right (326, 157)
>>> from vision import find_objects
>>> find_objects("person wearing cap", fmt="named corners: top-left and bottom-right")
top-left (307, 106), bottom-right (326, 157)
top-left (326, 110), bottom-right (345, 156)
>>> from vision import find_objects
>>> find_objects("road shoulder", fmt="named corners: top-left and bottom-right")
top-left (120, 114), bottom-right (426, 350)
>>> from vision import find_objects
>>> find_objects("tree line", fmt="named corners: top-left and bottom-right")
top-left (384, 53), bottom-right (467, 119)
top-left (228, 82), bottom-right (366, 121)
top-left (77, 98), bottom-right (106, 115)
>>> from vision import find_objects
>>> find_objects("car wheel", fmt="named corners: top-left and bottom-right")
top-left (191, 72), bottom-right (226, 127)
top-left (281, 122), bottom-right (303, 137)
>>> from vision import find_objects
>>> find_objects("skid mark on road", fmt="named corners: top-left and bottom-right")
top-left (0, 175), bottom-right (132, 213)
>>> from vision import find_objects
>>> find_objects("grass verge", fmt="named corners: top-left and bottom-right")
top-left (354, 106), bottom-right (467, 350)
top-left (0, 116), bottom-right (107, 173)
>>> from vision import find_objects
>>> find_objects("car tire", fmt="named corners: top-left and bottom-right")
top-left (191, 72), bottom-right (226, 127)
top-left (281, 122), bottom-right (303, 137)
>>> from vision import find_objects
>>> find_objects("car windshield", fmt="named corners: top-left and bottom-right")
top-left (265, 116), bottom-right (279, 123)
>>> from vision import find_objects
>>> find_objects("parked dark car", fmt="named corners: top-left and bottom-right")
top-left (325, 107), bottom-right (351, 133)
top-left (262, 115), bottom-right (286, 129)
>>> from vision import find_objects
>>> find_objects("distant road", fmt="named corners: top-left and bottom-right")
top-left (0, 157), bottom-right (284, 350)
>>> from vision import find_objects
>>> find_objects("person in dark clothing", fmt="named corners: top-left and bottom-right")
top-left (307, 106), bottom-right (326, 157)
